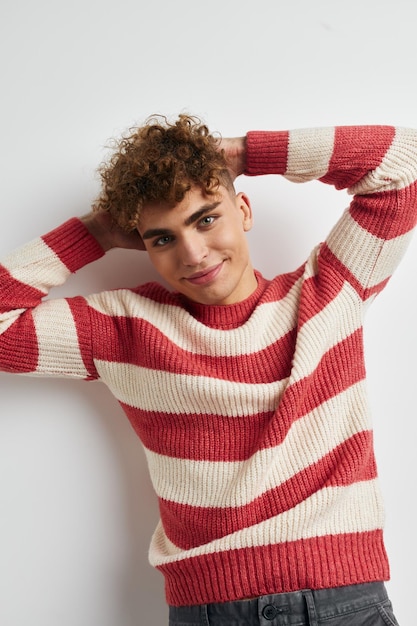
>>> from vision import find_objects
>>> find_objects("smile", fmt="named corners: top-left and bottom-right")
top-left (185, 262), bottom-right (224, 285)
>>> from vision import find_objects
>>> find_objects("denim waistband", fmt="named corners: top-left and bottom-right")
top-left (169, 582), bottom-right (389, 624)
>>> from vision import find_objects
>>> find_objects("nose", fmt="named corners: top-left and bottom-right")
top-left (179, 232), bottom-right (208, 266)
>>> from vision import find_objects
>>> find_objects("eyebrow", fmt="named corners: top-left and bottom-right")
top-left (141, 201), bottom-right (221, 240)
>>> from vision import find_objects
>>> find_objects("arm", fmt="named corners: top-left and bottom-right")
top-left (219, 137), bottom-right (247, 182)
top-left (0, 218), bottom-right (106, 378)
top-left (80, 209), bottom-right (145, 252)
top-left (243, 125), bottom-right (417, 299)
top-left (0, 198), bottom-right (150, 377)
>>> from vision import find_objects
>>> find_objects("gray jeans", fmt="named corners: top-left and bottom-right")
top-left (168, 582), bottom-right (399, 625)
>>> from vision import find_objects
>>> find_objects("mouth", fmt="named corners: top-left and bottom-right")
top-left (185, 262), bottom-right (224, 286)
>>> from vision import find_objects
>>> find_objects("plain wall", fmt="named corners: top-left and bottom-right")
top-left (0, 1), bottom-right (415, 624)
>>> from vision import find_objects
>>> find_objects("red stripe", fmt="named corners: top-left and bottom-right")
top-left (350, 183), bottom-right (417, 239)
top-left (319, 244), bottom-right (390, 300)
top-left (157, 431), bottom-right (375, 550)
top-left (297, 260), bottom-right (344, 327)
top-left (245, 130), bottom-right (290, 176)
top-left (159, 530), bottom-right (389, 606)
top-left (0, 313), bottom-right (38, 373)
top-left (42, 218), bottom-right (104, 273)
top-left (121, 328), bottom-right (366, 461)
top-left (122, 404), bottom-right (275, 460)
top-left (0, 265), bottom-right (45, 312)
top-left (78, 286), bottom-right (364, 394)
top-left (277, 328), bottom-right (366, 422)
top-left (85, 306), bottom-right (297, 384)
top-left (67, 297), bottom-right (98, 379)
top-left (258, 265), bottom-right (304, 303)
top-left (320, 126), bottom-right (395, 189)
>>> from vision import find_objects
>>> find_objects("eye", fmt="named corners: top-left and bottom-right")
top-left (199, 215), bottom-right (216, 227)
top-left (153, 235), bottom-right (173, 247)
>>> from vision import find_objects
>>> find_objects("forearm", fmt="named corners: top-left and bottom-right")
top-left (244, 125), bottom-right (414, 189)
top-left (80, 210), bottom-right (145, 251)
top-left (244, 125), bottom-right (417, 294)
top-left (244, 124), bottom-right (417, 227)
top-left (0, 218), bottom-right (103, 377)
top-left (0, 218), bottom-right (104, 312)
top-left (220, 137), bottom-right (247, 181)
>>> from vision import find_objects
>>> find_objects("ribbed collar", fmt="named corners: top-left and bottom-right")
top-left (178, 271), bottom-right (268, 329)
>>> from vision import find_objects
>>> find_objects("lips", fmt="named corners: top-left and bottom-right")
top-left (185, 262), bottom-right (224, 285)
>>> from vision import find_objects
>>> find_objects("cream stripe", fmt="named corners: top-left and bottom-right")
top-left (289, 274), bottom-right (362, 384)
top-left (86, 278), bottom-right (303, 357)
top-left (3, 237), bottom-right (70, 293)
top-left (0, 308), bottom-right (27, 333)
top-left (95, 359), bottom-right (287, 415)
top-left (285, 127), bottom-right (335, 182)
top-left (143, 380), bottom-right (369, 508)
top-left (327, 209), bottom-right (414, 289)
top-left (32, 299), bottom-right (89, 378)
top-left (94, 281), bottom-right (362, 413)
top-left (348, 127), bottom-right (417, 194)
top-left (149, 479), bottom-right (384, 565)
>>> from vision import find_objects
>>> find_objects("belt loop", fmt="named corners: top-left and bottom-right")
top-left (200, 603), bottom-right (210, 626)
top-left (303, 590), bottom-right (318, 626)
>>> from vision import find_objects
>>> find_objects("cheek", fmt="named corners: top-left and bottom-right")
top-left (145, 249), bottom-right (171, 274)
top-left (151, 254), bottom-right (172, 273)
top-left (149, 253), bottom-right (187, 288)
top-left (218, 229), bottom-right (249, 256)
top-left (211, 223), bottom-right (245, 250)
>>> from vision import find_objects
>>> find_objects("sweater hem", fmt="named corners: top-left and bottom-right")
top-left (157, 531), bottom-right (390, 607)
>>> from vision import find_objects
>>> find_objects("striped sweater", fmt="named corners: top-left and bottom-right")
top-left (1, 126), bottom-right (417, 607)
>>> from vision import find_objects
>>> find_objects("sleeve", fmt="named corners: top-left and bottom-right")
top-left (0, 218), bottom-right (105, 378)
top-left (244, 126), bottom-right (417, 300)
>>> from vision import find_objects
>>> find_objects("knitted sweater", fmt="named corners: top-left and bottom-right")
top-left (1, 126), bottom-right (417, 607)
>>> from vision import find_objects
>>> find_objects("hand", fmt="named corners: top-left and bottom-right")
top-left (80, 210), bottom-right (145, 252)
top-left (219, 137), bottom-right (246, 181)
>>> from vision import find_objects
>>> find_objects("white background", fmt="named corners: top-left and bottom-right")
top-left (0, 1), bottom-right (416, 624)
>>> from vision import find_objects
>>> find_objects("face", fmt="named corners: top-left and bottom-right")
top-left (137, 185), bottom-right (257, 305)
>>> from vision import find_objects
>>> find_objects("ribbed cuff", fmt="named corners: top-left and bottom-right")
top-left (245, 130), bottom-right (289, 176)
top-left (42, 218), bottom-right (105, 273)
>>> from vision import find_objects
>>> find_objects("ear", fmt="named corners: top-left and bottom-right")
top-left (236, 192), bottom-right (253, 232)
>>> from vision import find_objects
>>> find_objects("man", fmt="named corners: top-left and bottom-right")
top-left (1, 114), bottom-right (415, 625)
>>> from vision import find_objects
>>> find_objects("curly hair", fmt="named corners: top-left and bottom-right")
top-left (93, 114), bottom-right (232, 231)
